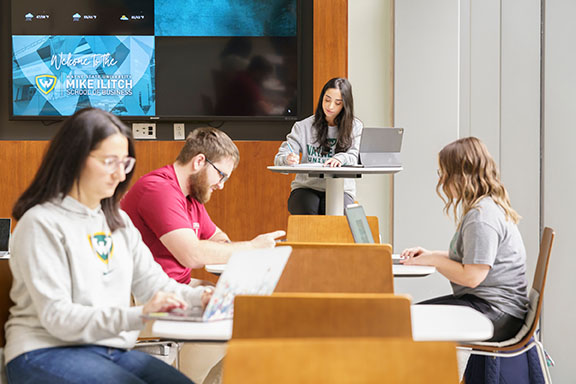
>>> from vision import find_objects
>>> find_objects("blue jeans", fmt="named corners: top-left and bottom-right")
top-left (6, 345), bottom-right (194, 384)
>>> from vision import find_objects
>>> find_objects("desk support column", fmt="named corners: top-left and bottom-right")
top-left (325, 178), bottom-right (345, 215)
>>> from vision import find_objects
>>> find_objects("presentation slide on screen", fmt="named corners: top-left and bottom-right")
top-left (12, 35), bottom-right (155, 116)
top-left (154, 0), bottom-right (296, 37)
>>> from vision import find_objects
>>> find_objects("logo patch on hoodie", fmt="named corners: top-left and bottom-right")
top-left (88, 232), bottom-right (114, 264)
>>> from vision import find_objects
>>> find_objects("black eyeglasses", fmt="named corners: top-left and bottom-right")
top-left (205, 159), bottom-right (229, 184)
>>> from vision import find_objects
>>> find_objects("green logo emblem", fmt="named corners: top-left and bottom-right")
top-left (88, 232), bottom-right (114, 264)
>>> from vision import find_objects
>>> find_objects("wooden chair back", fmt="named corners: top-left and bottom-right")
top-left (232, 293), bottom-right (412, 339)
top-left (222, 338), bottom-right (459, 384)
top-left (532, 227), bottom-right (554, 299)
top-left (286, 215), bottom-right (380, 243)
top-left (509, 226), bottom-right (555, 351)
top-left (0, 258), bottom-right (14, 346)
top-left (274, 242), bottom-right (393, 293)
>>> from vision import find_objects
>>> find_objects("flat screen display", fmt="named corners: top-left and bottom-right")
top-left (10, 0), bottom-right (300, 120)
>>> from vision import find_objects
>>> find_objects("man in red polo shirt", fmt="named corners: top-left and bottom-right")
top-left (122, 127), bottom-right (284, 284)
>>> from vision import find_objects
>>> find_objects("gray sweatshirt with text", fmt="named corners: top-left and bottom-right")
top-left (274, 115), bottom-right (363, 198)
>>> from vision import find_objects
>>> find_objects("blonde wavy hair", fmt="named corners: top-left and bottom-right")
top-left (436, 137), bottom-right (520, 226)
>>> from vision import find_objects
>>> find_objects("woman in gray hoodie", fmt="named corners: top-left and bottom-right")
top-left (274, 77), bottom-right (363, 215)
top-left (5, 108), bottom-right (206, 383)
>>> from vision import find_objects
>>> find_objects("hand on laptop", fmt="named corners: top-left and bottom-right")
top-left (399, 247), bottom-right (437, 266)
top-left (142, 291), bottom-right (187, 317)
top-left (324, 158), bottom-right (342, 167)
top-left (202, 287), bottom-right (214, 308)
top-left (250, 230), bottom-right (286, 248)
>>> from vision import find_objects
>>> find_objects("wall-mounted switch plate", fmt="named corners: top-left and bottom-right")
top-left (132, 123), bottom-right (156, 139)
top-left (174, 123), bottom-right (185, 140)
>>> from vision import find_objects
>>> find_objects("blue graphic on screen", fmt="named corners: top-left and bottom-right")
top-left (155, 0), bottom-right (296, 37)
top-left (12, 35), bottom-right (155, 116)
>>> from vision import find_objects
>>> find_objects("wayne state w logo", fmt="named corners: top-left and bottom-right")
top-left (35, 75), bottom-right (57, 95)
top-left (88, 232), bottom-right (114, 264)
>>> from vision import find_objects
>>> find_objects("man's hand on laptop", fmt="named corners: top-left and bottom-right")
top-left (250, 230), bottom-right (286, 248)
top-left (142, 291), bottom-right (187, 317)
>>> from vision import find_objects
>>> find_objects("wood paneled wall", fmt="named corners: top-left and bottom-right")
top-left (0, 141), bottom-right (49, 220)
top-left (313, 0), bottom-right (348, 100)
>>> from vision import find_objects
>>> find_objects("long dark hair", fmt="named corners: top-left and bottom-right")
top-left (13, 108), bottom-right (135, 232)
top-left (312, 77), bottom-right (355, 155)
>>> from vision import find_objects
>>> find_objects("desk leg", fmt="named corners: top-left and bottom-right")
top-left (325, 178), bottom-right (345, 215)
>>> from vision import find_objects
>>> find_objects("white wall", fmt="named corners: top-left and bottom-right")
top-left (543, 0), bottom-right (576, 380)
top-left (394, 0), bottom-right (460, 300)
top-left (348, 0), bottom-right (394, 244)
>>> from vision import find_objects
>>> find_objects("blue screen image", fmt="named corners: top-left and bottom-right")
top-left (155, 0), bottom-right (297, 37)
top-left (12, 35), bottom-right (155, 116)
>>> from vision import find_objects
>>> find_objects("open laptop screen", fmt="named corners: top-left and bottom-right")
top-left (345, 204), bottom-right (374, 243)
top-left (359, 127), bottom-right (404, 167)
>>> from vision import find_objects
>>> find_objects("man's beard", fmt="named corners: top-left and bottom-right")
top-left (188, 169), bottom-right (212, 204)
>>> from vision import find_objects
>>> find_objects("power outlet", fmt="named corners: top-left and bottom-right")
top-left (132, 123), bottom-right (156, 139)
top-left (173, 123), bottom-right (185, 140)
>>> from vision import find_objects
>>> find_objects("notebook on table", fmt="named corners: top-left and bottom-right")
top-left (345, 204), bottom-right (402, 264)
top-left (143, 246), bottom-right (291, 322)
top-left (0, 218), bottom-right (11, 257)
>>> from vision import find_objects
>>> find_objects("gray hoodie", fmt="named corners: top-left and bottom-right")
top-left (274, 115), bottom-right (363, 198)
top-left (4, 196), bottom-right (203, 363)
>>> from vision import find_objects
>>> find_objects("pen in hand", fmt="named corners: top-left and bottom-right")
top-left (285, 142), bottom-right (299, 165)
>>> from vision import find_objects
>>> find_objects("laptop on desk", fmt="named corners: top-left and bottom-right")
top-left (345, 204), bottom-right (402, 264)
top-left (143, 246), bottom-right (291, 322)
top-left (0, 218), bottom-right (11, 257)
top-left (358, 127), bottom-right (404, 168)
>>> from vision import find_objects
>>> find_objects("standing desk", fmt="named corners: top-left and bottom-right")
top-left (268, 165), bottom-right (402, 215)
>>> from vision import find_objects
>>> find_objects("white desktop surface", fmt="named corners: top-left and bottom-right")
top-left (267, 165), bottom-right (403, 175)
top-left (268, 165), bottom-right (402, 215)
top-left (205, 263), bottom-right (436, 277)
top-left (392, 264), bottom-right (436, 277)
top-left (410, 304), bottom-right (493, 342)
top-left (152, 319), bottom-right (234, 341)
top-left (151, 304), bottom-right (492, 342)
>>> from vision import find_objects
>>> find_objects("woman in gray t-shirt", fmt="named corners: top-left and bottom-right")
top-left (401, 137), bottom-right (529, 342)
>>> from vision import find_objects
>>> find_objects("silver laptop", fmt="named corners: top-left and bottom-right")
top-left (0, 218), bottom-right (11, 257)
top-left (143, 246), bottom-right (291, 322)
top-left (358, 127), bottom-right (404, 167)
top-left (345, 204), bottom-right (401, 264)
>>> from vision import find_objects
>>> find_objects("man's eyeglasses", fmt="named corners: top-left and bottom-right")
top-left (91, 155), bottom-right (136, 174)
top-left (205, 159), bottom-right (229, 184)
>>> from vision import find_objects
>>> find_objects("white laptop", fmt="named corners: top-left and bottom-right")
top-left (357, 127), bottom-right (404, 167)
top-left (345, 204), bottom-right (402, 264)
top-left (143, 246), bottom-right (291, 322)
top-left (0, 218), bottom-right (11, 257)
